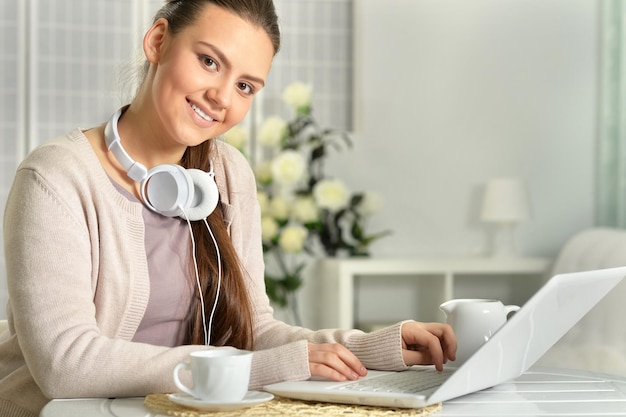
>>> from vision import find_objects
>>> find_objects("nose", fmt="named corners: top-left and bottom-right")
top-left (206, 82), bottom-right (232, 110)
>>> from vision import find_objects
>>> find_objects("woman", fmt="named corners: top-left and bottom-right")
top-left (0, 1), bottom-right (456, 415)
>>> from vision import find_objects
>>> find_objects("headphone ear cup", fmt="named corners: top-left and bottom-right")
top-left (183, 168), bottom-right (219, 221)
top-left (141, 164), bottom-right (194, 218)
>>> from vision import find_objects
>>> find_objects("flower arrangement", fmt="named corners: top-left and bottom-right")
top-left (225, 82), bottom-right (390, 324)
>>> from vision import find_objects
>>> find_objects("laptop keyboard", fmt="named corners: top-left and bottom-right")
top-left (336, 368), bottom-right (454, 395)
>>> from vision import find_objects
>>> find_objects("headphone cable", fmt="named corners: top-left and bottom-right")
top-left (203, 217), bottom-right (222, 347)
top-left (180, 207), bottom-right (221, 346)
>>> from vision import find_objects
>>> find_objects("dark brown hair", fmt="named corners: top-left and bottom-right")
top-left (150, 0), bottom-right (281, 349)
top-left (156, 0), bottom-right (280, 54)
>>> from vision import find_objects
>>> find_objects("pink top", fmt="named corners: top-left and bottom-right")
top-left (112, 182), bottom-right (192, 347)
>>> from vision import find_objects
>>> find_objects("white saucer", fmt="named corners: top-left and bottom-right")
top-left (168, 391), bottom-right (274, 412)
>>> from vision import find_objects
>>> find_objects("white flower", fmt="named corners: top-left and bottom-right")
top-left (254, 161), bottom-right (273, 184)
top-left (269, 196), bottom-right (290, 221)
top-left (292, 196), bottom-right (319, 223)
top-left (271, 150), bottom-right (307, 186)
top-left (258, 116), bottom-right (287, 147)
top-left (278, 224), bottom-right (308, 253)
top-left (261, 216), bottom-right (279, 243)
top-left (223, 125), bottom-right (247, 151)
top-left (257, 191), bottom-right (270, 214)
top-left (282, 82), bottom-right (312, 110)
top-left (313, 178), bottom-right (350, 212)
top-left (356, 191), bottom-right (383, 216)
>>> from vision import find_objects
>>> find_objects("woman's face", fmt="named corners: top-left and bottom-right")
top-left (144, 4), bottom-right (274, 148)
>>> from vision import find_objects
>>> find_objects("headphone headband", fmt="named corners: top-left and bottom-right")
top-left (103, 106), bottom-right (219, 221)
top-left (103, 107), bottom-right (148, 182)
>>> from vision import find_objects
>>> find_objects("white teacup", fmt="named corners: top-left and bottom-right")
top-left (173, 349), bottom-right (252, 402)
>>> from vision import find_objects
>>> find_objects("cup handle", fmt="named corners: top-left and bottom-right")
top-left (505, 305), bottom-right (521, 317)
top-left (173, 362), bottom-right (195, 397)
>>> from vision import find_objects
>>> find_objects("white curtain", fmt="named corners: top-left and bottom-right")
top-left (597, 0), bottom-right (626, 227)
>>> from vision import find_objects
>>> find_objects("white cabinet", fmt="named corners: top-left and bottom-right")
top-left (309, 257), bottom-right (552, 330)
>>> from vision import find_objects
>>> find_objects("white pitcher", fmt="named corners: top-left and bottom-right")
top-left (440, 299), bottom-right (520, 365)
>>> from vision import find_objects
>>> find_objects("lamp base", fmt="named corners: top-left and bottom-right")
top-left (487, 223), bottom-right (519, 258)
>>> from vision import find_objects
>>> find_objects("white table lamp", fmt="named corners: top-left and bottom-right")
top-left (481, 178), bottom-right (531, 257)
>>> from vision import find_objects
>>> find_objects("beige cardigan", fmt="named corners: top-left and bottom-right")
top-left (0, 129), bottom-right (408, 417)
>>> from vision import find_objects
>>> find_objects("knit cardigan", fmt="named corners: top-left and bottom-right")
top-left (0, 129), bottom-right (409, 417)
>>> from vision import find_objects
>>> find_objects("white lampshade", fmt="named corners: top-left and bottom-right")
top-left (481, 178), bottom-right (531, 223)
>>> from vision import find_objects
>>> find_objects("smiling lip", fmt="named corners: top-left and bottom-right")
top-left (188, 100), bottom-right (218, 125)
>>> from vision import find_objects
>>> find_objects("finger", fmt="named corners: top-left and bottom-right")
top-left (413, 323), bottom-right (458, 362)
top-left (404, 348), bottom-right (446, 371)
top-left (309, 344), bottom-right (366, 379)
top-left (425, 324), bottom-right (457, 363)
top-left (409, 334), bottom-right (447, 370)
top-left (309, 352), bottom-right (356, 381)
top-left (423, 334), bottom-right (446, 370)
top-left (424, 323), bottom-right (456, 352)
top-left (309, 362), bottom-right (354, 382)
top-left (327, 344), bottom-right (367, 377)
top-left (439, 325), bottom-right (457, 361)
top-left (308, 344), bottom-right (367, 381)
top-left (403, 346), bottom-right (449, 365)
top-left (404, 328), bottom-right (444, 365)
top-left (402, 349), bottom-right (434, 369)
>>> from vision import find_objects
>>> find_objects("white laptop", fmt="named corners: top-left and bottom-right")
top-left (264, 266), bottom-right (626, 409)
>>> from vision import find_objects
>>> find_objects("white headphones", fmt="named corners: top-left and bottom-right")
top-left (104, 107), bottom-right (219, 221)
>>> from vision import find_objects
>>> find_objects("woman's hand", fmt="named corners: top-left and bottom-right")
top-left (308, 343), bottom-right (368, 381)
top-left (401, 321), bottom-right (457, 371)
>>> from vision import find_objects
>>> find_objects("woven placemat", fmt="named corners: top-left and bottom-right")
top-left (144, 393), bottom-right (442, 417)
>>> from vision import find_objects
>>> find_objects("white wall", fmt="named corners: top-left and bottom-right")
top-left (330, 0), bottom-right (599, 259)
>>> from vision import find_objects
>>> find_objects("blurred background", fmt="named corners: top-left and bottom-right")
top-left (0, 0), bottom-right (614, 324)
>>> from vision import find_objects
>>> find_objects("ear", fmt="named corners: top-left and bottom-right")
top-left (143, 18), bottom-right (169, 64)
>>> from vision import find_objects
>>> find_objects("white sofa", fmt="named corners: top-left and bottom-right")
top-left (537, 227), bottom-right (626, 376)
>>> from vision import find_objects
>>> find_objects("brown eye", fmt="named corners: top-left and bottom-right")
top-left (199, 55), bottom-right (218, 71)
top-left (238, 82), bottom-right (254, 95)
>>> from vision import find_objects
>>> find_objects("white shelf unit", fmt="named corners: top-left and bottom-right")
top-left (309, 257), bottom-right (552, 330)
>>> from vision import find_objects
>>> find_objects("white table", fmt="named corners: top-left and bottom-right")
top-left (40, 367), bottom-right (626, 416)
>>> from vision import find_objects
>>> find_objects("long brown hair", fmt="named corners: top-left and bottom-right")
top-left (150, 0), bottom-right (281, 349)
top-left (182, 142), bottom-right (252, 348)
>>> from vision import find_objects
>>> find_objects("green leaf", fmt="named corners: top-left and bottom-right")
top-left (311, 144), bottom-right (326, 161)
top-left (350, 193), bottom-right (364, 208)
top-left (351, 222), bottom-right (364, 240)
top-left (283, 274), bottom-right (302, 291)
top-left (264, 276), bottom-right (287, 307)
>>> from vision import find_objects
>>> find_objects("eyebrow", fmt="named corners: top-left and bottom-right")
top-left (197, 41), bottom-right (266, 88)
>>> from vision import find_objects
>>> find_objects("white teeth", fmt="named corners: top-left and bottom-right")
top-left (191, 103), bottom-right (214, 122)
